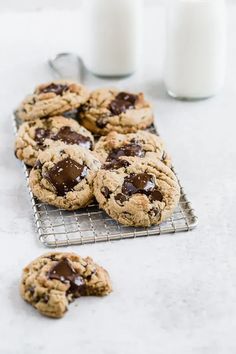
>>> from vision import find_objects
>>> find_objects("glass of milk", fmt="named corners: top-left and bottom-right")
top-left (164, 0), bottom-right (227, 100)
top-left (83, 0), bottom-right (143, 77)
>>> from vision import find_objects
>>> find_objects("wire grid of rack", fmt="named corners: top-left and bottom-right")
top-left (14, 115), bottom-right (198, 247)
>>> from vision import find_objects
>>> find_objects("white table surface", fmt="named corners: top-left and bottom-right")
top-left (1, 3), bottom-right (236, 354)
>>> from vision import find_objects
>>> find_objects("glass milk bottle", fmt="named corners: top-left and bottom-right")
top-left (164, 0), bottom-right (227, 100)
top-left (84, 0), bottom-right (143, 77)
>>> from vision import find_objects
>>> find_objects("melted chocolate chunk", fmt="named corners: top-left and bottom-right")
top-left (34, 128), bottom-right (51, 145)
top-left (150, 189), bottom-right (163, 201)
top-left (115, 193), bottom-right (128, 204)
top-left (48, 258), bottom-right (85, 296)
top-left (116, 92), bottom-right (137, 105)
top-left (106, 143), bottom-right (144, 162)
top-left (101, 186), bottom-right (111, 198)
top-left (122, 173), bottom-right (155, 195)
top-left (51, 126), bottom-right (92, 149)
top-left (39, 83), bottom-right (68, 95)
top-left (109, 92), bottom-right (137, 116)
top-left (103, 159), bottom-right (130, 170)
top-left (121, 173), bottom-right (163, 201)
top-left (43, 157), bottom-right (88, 196)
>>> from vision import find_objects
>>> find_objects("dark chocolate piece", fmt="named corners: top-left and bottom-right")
top-left (106, 143), bottom-right (144, 162)
top-left (39, 83), bottom-right (68, 95)
top-left (109, 92), bottom-right (137, 116)
top-left (43, 157), bottom-right (88, 196)
top-left (114, 193), bottom-right (128, 204)
top-left (96, 117), bottom-right (108, 128)
top-left (150, 189), bottom-right (163, 201)
top-left (51, 126), bottom-right (92, 149)
top-left (122, 173), bottom-right (155, 196)
top-left (121, 173), bottom-right (163, 201)
top-left (48, 258), bottom-right (85, 296)
top-left (27, 286), bottom-right (35, 295)
top-left (103, 159), bottom-right (130, 170)
top-left (34, 128), bottom-right (51, 145)
top-left (101, 186), bottom-right (111, 198)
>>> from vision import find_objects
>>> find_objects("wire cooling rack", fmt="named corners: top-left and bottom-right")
top-left (14, 115), bottom-right (198, 247)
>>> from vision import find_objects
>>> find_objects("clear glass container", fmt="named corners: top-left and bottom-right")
top-left (84, 0), bottom-right (143, 78)
top-left (164, 0), bottom-right (227, 100)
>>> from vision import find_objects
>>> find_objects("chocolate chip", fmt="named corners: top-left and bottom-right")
top-left (109, 92), bottom-right (137, 116)
top-left (121, 173), bottom-right (163, 202)
top-left (46, 255), bottom-right (58, 261)
top-left (106, 143), bottom-right (144, 162)
top-left (103, 159), bottom-right (130, 170)
top-left (101, 186), bottom-right (111, 198)
top-left (96, 117), bottom-right (107, 128)
top-left (150, 189), bottom-right (163, 202)
top-left (149, 207), bottom-right (160, 216)
top-left (43, 157), bottom-right (88, 196)
top-left (51, 126), bottom-right (92, 149)
top-left (48, 258), bottom-right (85, 297)
top-left (27, 286), bottom-right (35, 295)
top-left (34, 128), bottom-right (51, 145)
top-left (122, 173), bottom-right (155, 196)
top-left (116, 92), bottom-right (137, 105)
top-left (28, 122), bottom-right (36, 127)
top-left (34, 160), bottom-right (43, 170)
top-left (115, 193), bottom-right (128, 205)
top-left (39, 83), bottom-right (68, 95)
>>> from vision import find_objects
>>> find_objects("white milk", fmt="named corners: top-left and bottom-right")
top-left (84, 0), bottom-right (142, 77)
top-left (164, 0), bottom-right (227, 99)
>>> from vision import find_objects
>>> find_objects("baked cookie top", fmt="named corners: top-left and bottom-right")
top-left (29, 144), bottom-right (101, 210)
top-left (94, 157), bottom-right (180, 227)
top-left (16, 80), bottom-right (89, 121)
top-left (20, 252), bottom-right (112, 318)
top-left (94, 130), bottom-right (171, 167)
top-left (15, 116), bottom-right (94, 166)
top-left (79, 88), bottom-right (153, 135)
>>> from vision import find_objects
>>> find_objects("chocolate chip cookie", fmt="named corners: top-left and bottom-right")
top-left (94, 130), bottom-right (171, 166)
top-left (20, 252), bottom-right (112, 318)
top-left (15, 116), bottom-right (94, 166)
top-left (16, 80), bottom-right (89, 121)
top-left (79, 88), bottom-right (153, 135)
top-left (29, 144), bottom-right (101, 210)
top-left (94, 157), bottom-right (180, 227)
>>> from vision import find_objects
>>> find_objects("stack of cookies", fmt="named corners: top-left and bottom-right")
top-left (15, 80), bottom-right (180, 227)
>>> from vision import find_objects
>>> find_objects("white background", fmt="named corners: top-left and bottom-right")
top-left (0, 0), bottom-right (234, 12)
